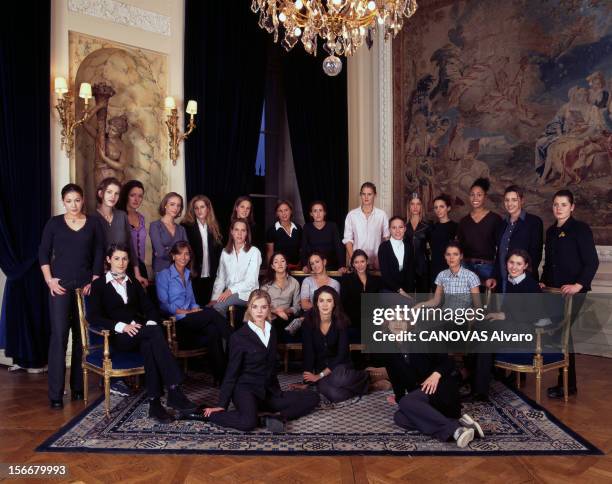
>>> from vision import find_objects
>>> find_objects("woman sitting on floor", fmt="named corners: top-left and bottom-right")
top-left (200, 290), bottom-right (320, 432)
top-left (300, 252), bottom-right (341, 312)
top-left (88, 244), bottom-right (197, 423)
top-left (302, 286), bottom-right (369, 403)
top-left (156, 241), bottom-right (230, 384)
top-left (385, 319), bottom-right (484, 448)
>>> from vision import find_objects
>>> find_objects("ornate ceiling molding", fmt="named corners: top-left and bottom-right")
top-left (68, 0), bottom-right (171, 36)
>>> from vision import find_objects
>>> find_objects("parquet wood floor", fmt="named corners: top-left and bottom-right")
top-left (1, 354), bottom-right (611, 483)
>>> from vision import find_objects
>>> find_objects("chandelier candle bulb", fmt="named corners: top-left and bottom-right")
top-left (186, 100), bottom-right (197, 115)
top-left (78, 82), bottom-right (92, 99)
top-left (252, 0), bottom-right (418, 75)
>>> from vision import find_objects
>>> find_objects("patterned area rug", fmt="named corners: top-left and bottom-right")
top-left (37, 374), bottom-right (601, 456)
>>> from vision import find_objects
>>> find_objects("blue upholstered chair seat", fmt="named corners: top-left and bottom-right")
top-left (85, 348), bottom-right (144, 369)
top-left (495, 352), bottom-right (565, 366)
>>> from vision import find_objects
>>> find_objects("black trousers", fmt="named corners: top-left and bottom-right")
top-left (394, 387), bottom-right (461, 441)
top-left (210, 387), bottom-right (320, 431)
top-left (192, 277), bottom-right (214, 306)
top-left (48, 290), bottom-right (83, 401)
top-left (556, 293), bottom-right (585, 389)
top-left (178, 309), bottom-right (231, 381)
top-left (113, 325), bottom-right (183, 398)
top-left (316, 363), bottom-right (368, 403)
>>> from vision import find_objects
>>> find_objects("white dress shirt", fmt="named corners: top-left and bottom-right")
top-left (105, 272), bottom-right (156, 333)
top-left (212, 245), bottom-right (262, 301)
top-left (247, 320), bottom-right (272, 347)
top-left (390, 237), bottom-right (405, 270)
top-left (275, 221), bottom-right (298, 236)
top-left (508, 273), bottom-right (526, 285)
top-left (342, 206), bottom-right (390, 267)
top-left (197, 220), bottom-right (210, 278)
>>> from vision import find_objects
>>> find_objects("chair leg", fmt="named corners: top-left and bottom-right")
top-left (535, 370), bottom-right (542, 404)
top-left (183, 358), bottom-right (188, 374)
top-left (284, 348), bottom-right (289, 373)
top-left (104, 374), bottom-right (111, 418)
top-left (83, 368), bottom-right (89, 404)
top-left (563, 365), bottom-right (569, 403)
top-left (516, 371), bottom-right (521, 388)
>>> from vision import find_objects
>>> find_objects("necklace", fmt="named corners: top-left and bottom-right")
top-left (98, 209), bottom-right (113, 224)
top-left (65, 214), bottom-right (81, 224)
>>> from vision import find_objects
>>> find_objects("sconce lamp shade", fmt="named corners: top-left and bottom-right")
top-left (79, 82), bottom-right (92, 99)
top-left (186, 100), bottom-right (197, 115)
top-left (164, 96), bottom-right (176, 109)
top-left (54, 77), bottom-right (68, 95)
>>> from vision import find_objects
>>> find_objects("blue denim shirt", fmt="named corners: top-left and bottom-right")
top-left (155, 265), bottom-right (199, 319)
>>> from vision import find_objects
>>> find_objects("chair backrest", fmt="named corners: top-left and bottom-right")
top-left (542, 287), bottom-right (573, 356)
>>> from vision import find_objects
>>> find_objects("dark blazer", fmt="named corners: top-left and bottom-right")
top-left (341, 272), bottom-right (382, 328)
top-left (87, 276), bottom-right (161, 331)
top-left (541, 217), bottom-right (599, 291)
top-left (302, 317), bottom-right (350, 374)
top-left (493, 212), bottom-right (543, 283)
top-left (378, 239), bottom-right (414, 292)
top-left (182, 222), bottom-right (222, 279)
top-left (385, 351), bottom-right (455, 399)
top-left (217, 323), bottom-right (281, 409)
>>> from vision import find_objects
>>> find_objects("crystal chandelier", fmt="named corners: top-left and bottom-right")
top-left (251, 0), bottom-right (418, 76)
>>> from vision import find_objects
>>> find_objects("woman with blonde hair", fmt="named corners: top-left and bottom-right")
top-left (182, 195), bottom-right (223, 305)
top-left (198, 290), bottom-right (320, 432)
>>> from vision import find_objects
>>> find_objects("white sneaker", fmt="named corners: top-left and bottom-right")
top-left (454, 427), bottom-right (475, 448)
top-left (535, 318), bottom-right (552, 327)
top-left (459, 413), bottom-right (484, 438)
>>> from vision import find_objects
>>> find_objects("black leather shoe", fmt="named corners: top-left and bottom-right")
top-left (547, 385), bottom-right (577, 399)
top-left (71, 391), bottom-right (84, 401)
top-left (472, 393), bottom-right (490, 403)
top-left (49, 399), bottom-right (63, 409)
top-left (178, 404), bottom-right (209, 421)
top-left (149, 399), bottom-right (174, 424)
top-left (166, 387), bottom-right (198, 415)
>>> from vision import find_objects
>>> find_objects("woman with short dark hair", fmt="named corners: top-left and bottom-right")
top-left (456, 178), bottom-right (502, 282)
top-left (300, 201), bottom-right (346, 272)
top-left (265, 199), bottom-right (303, 267)
top-left (89, 244), bottom-right (197, 423)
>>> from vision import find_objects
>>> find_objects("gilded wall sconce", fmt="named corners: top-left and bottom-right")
top-left (54, 77), bottom-right (93, 156)
top-left (165, 96), bottom-right (197, 165)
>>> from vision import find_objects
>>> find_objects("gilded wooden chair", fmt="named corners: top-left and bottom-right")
top-left (76, 289), bottom-right (145, 418)
top-left (162, 316), bottom-right (207, 373)
top-left (494, 287), bottom-right (573, 404)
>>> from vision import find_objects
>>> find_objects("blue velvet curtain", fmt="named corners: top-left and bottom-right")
top-left (0, 1), bottom-right (51, 367)
top-left (282, 49), bottom-right (349, 228)
top-left (184, 0), bottom-right (269, 227)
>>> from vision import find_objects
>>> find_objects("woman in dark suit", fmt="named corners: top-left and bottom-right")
top-left (201, 290), bottom-right (320, 431)
top-left (302, 286), bottom-right (369, 403)
top-left (429, 194), bottom-right (458, 289)
top-left (88, 244), bottom-right (197, 423)
top-left (405, 193), bottom-right (431, 293)
top-left (378, 216), bottom-right (413, 296)
top-left (181, 195), bottom-right (223, 305)
top-left (39, 183), bottom-right (104, 409)
top-left (384, 319), bottom-right (483, 448)
top-left (341, 249), bottom-right (382, 340)
top-left (541, 189), bottom-right (599, 399)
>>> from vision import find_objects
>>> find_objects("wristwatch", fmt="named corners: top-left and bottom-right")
top-left (319, 371), bottom-right (325, 379)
